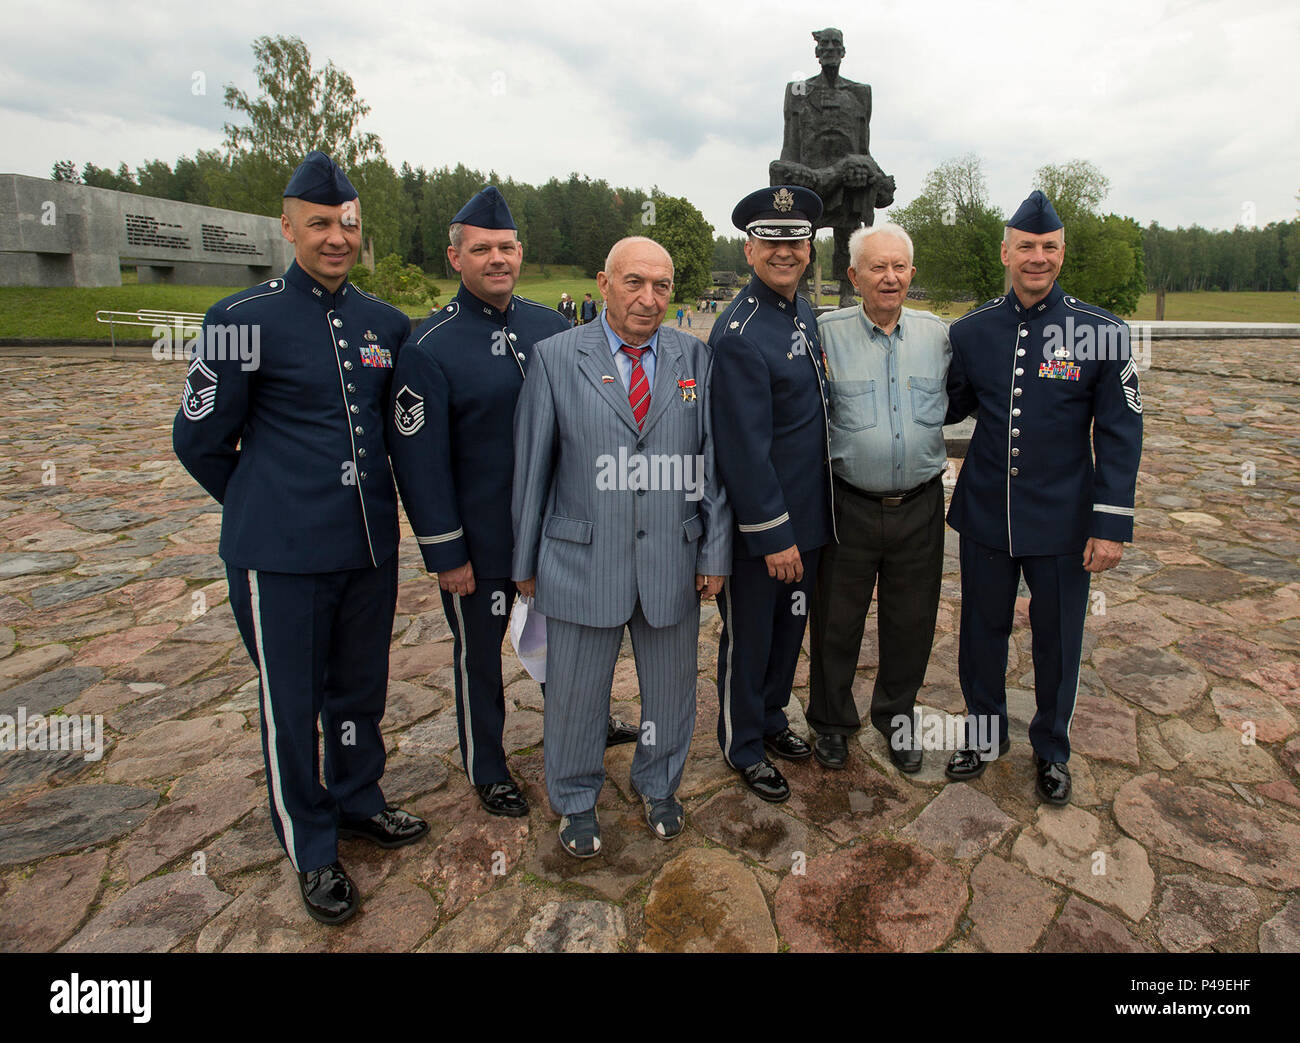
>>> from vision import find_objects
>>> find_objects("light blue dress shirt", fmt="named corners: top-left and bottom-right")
top-left (817, 305), bottom-right (951, 493)
top-left (600, 309), bottom-right (658, 392)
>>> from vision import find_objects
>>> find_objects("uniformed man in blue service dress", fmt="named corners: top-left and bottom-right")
top-left (943, 190), bottom-right (1143, 805)
top-left (387, 187), bottom-right (637, 820)
top-left (709, 186), bottom-right (834, 803)
top-left (173, 152), bottom-right (428, 926)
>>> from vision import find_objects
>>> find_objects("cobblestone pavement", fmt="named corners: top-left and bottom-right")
top-left (0, 343), bottom-right (1298, 953)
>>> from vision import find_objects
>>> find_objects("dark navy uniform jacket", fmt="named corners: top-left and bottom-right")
top-left (173, 261), bottom-right (410, 573)
top-left (709, 277), bottom-right (834, 559)
top-left (945, 282), bottom-right (1143, 557)
top-left (388, 283), bottom-right (567, 579)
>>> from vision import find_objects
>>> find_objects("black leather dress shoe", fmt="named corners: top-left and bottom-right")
top-left (298, 862), bottom-right (358, 925)
top-left (338, 806), bottom-right (429, 848)
top-left (888, 742), bottom-right (923, 774)
top-left (606, 715), bottom-right (638, 747)
top-left (476, 779), bottom-right (530, 817)
top-left (764, 727), bottom-right (813, 761)
top-left (738, 759), bottom-right (791, 803)
top-left (944, 738), bottom-right (1012, 781)
top-left (1034, 755), bottom-right (1072, 805)
top-left (813, 733), bottom-right (849, 770)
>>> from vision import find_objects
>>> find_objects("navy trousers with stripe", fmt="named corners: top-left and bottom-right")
top-left (716, 548), bottom-right (821, 770)
top-left (227, 557), bottom-right (395, 873)
top-left (440, 578), bottom-right (515, 786)
top-left (957, 536), bottom-right (1090, 762)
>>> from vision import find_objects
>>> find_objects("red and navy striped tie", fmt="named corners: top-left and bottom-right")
top-left (621, 345), bottom-right (651, 429)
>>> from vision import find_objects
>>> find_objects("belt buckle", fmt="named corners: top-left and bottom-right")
top-left (882, 495), bottom-right (904, 507)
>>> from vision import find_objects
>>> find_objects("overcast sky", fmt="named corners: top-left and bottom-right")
top-left (4, 0), bottom-right (1297, 237)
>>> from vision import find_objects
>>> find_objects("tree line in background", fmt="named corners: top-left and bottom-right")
top-left (1143, 219), bottom-right (1300, 293)
top-left (47, 35), bottom-right (1298, 315)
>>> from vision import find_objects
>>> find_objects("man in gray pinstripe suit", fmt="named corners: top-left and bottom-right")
top-left (512, 237), bottom-right (731, 857)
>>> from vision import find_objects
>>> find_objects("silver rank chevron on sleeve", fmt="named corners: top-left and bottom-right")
top-left (1120, 357), bottom-right (1143, 413)
top-left (393, 385), bottom-right (425, 436)
top-left (181, 353), bottom-right (218, 421)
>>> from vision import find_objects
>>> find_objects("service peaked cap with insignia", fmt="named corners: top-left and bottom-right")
top-left (450, 185), bottom-right (517, 230)
top-left (1007, 189), bottom-right (1064, 234)
top-left (283, 150), bottom-right (358, 204)
top-left (732, 185), bottom-right (823, 239)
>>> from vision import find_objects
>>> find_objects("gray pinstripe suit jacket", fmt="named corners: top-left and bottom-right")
top-left (512, 320), bottom-right (732, 629)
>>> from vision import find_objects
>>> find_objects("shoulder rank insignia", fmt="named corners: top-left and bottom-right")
top-left (181, 353), bottom-right (218, 421)
top-left (394, 385), bottom-right (425, 436)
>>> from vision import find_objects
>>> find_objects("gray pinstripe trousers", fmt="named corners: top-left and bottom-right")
top-left (544, 598), bottom-right (700, 815)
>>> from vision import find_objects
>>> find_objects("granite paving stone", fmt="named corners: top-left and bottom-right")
top-left (774, 840), bottom-right (967, 952)
top-left (1114, 773), bottom-right (1300, 890)
top-left (0, 784), bottom-right (158, 865)
top-left (62, 871), bottom-right (232, 952)
top-left (0, 666), bottom-right (105, 716)
top-left (521, 900), bottom-right (627, 953)
top-left (900, 783), bottom-right (1016, 860)
top-left (420, 886), bottom-right (529, 952)
top-left (641, 848), bottom-right (776, 952)
top-left (692, 787), bottom-right (822, 872)
top-left (1011, 804), bottom-right (1155, 921)
top-left (967, 853), bottom-right (1059, 953)
top-left (0, 849), bottom-right (109, 952)
top-left (1258, 897), bottom-right (1300, 953)
top-left (1040, 896), bottom-right (1151, 953)
top-left (1155, 874), bottom-right (1260, 952)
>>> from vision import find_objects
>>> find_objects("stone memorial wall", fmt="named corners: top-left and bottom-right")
top-left (0, 173), bottom-right (294, 287)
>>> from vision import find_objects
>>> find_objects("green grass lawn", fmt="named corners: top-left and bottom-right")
top-left (4, 278), bottom-right (1299, 340)
top-left (1127, 290), bottom-right (1300, 322)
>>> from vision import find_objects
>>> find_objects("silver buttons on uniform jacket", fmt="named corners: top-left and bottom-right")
top-left (1011, 329), bottom-right (1026, 471)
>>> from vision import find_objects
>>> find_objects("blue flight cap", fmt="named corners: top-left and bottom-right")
top-left (282, 151), bottom-right (358, 204)
top-left (732, 185), bottom-right (823, 239)
top-left (1007, 190), bottom-right (1063, 234)
top-left (450, 186), bottom-right (517, 230)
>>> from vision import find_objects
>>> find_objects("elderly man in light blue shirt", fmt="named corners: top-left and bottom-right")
top-left (807, 221), bottom-right (951, 774)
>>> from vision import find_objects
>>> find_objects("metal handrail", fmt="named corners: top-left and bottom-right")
top-left (94, 309), bottom-right (205, 353)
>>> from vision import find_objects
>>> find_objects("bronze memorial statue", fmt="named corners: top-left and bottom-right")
top-left (771, 27), bottom-right (897, 305)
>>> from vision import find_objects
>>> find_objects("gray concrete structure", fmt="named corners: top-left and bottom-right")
top-left (0, 174), bottom-right (293, 287)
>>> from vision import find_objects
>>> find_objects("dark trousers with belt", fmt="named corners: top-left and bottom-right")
top-left (716, 546), bottom-right (821, 770)
top-left (957, 535), bottom-right (1090, 762)
top-left (227, 555), bottom-right (396, 873)
top-left (441, 577), bottom-right (515, 786)
top-left (808, 475), bottom-right (945, 738)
